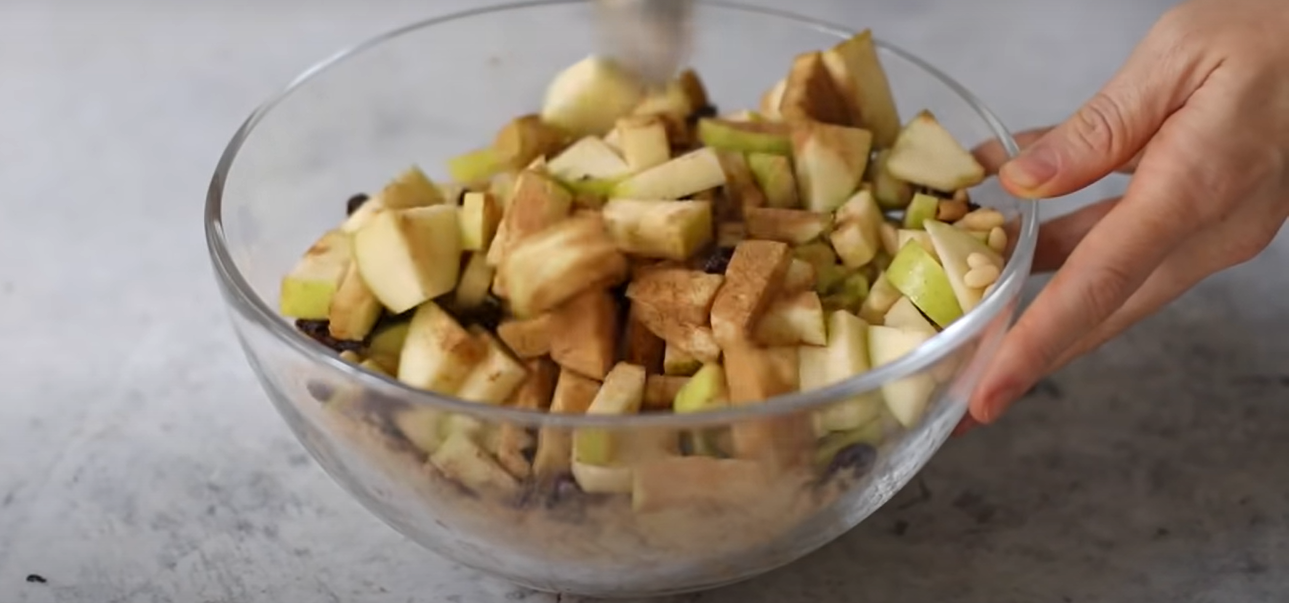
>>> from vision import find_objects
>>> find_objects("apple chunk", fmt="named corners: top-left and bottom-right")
top-left (643, 374), bottom-right (689, 411)
top-left (500, 215), bottom-right (628, 317)
top-left (487, 169), bottom-right (573, 266)
top-left (793, 121), bottom-right (872, 212)
top-left (632, 456), bottom-right (770, 513)
top-left (615, 115), bottom-right (671, 172)
top-left (710, 240), bottom-right (793, 346)
top-left (541, 56), bottom-right (644, 137)
top-left (353, 205), bottom-right (462, 314)
top-left (453, 252), bottom-right (494, 310)
top-left (799, 311), bottom-right (882, 432)
top-left (549, 289), bottom-right (619, 380)
top-left (821, 30), bottom-right (902, 147)
top-left (868, 325), bottom-right (937, 427)
top-left (885, 240), bottom-right (963, 328)
top-left (572, 362), bottom-right (646, 466)
top-left (744, 207), bottom-right (831, 245)
top-left (747, 153), bottom-right (800, 209)
top-left (493, 114), bottom-right (568, 170)
top-left (496, 314), bottom-right (552, 359)
top-left (446, 147), bottom-right (505, 187)
top-left (458, 191), bottom-right (502, 252)
top-left (456, 327), bottom-right (529, 405)
top-left (327, 261), bottom-right (383, 341)
top-left (754, 290), bottom-right (827, 347)
top-left (280, 229), bottom-right (351, 320)
top-left (398, 302), bottom-right (487, 394)
top-left (601, 199), bottom-right (712, 260)
top-left (533, 369), bottom-right (600, 480)
top-left (626, 267), bottom-right (724, 326)
top-left (697, 119), bottom-right (793, 156)
top-left (430, 431), bottom-right (519, 496)
top-left (887, 111), bottom-right (986, 191)
top-left (611, 147), bottom-right (727, 200)
top-left (779, 51), bottom-right (851, 126)
top-left (377, 166), bottom-right (445, 209)
top-left (547, 136), bottom-right (632, 183)
top-left (924, 219), bottom-right (1005, 313)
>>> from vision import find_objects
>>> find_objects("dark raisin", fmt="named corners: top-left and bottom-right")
top-left (701, 247), bottom-right (735, 274)
top-left (26, 574), bottom-right (47, 584)
top-left (346, 193), bottom-right (370, 216)
top-left (306, 381), bottom-right (334, 402)
top-left (545, 473), bottom-right (584, 508)
top-left (686, 104), bottom-right (719, 127)
top-left (827, 444), bottom-right (877, 479)
top-left (449, 298), bottom-right (506, 332)
top-left (294, 319), bottom-right (366, 354)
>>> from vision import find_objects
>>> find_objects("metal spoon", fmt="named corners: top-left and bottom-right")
top-left (593, 0), bottom-right (696, 86)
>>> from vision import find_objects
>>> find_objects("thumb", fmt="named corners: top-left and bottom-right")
top-left (1000, 25), bottom-right (1206, 199)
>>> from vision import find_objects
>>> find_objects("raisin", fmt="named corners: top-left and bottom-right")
top-left (701, 247), bottom-right (735, 275)
top-left (827, 443), bottom-right (877, 479)
top-left (306, 381), bottom-right (334, 402)
top-left (294, 319), bottom-right (365, 354)
top-left (26, 574), bottom-right (47, 584)
top-left (346, 193), bottom-right (370, 216)
top-left (545, 473), bottom-right (584, 509)
top-left (685, 104), bottom-right (719, 127)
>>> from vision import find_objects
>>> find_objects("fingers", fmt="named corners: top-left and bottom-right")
top-left (998, 27), bottom-right (1210, 199)
top-left (1032, 197), bottom-right (1120, 272)
top-left (975, 127), bottom-right (1143, 177)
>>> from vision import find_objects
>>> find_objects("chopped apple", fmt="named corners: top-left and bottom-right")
top-left (793, 121), bottom-right (872, 212)
top-left (725, 345), bottom-right (813, 468)
top-left (496, 358), bottom-right (558, 479)
top-left (456, 327), bottom-right (529, 405)
top-left (835, 189), bottom-right (884, 245)
top-left (494, 114), bottom-right (569, 170)
top-left (858, 273), bottom-right (902, 324)
top-left (632, 456), bottom-right (770, 513)
top-left (821, 272), bottom-right (869, 314)
top-left (458, 191), bottom-right (502, 252)
top-left (897, 228), bottom-right (938, 259)
top-left (717, 221), bottom-right (747, 248)
top-left (724, 344), bottom-right (799, 404)
top-left (326, 261), bottom-right (382, 341)
top-left (454, 252), bottom-right (494, 310)
top-left (547, 136), bottom-right (632, 184)
top-left (615, 115), bottom-right (670, 172)
top-left (541, 56), bottom-right (645, 137)
top-left (611, 147), bottom-right (726, 200)
top-left (496, 314), bottom-right (552, 359)
top-left (572, 362), bottom-right (646, 466)
top-left (782, 258), bottom-right (818, 294)
top-left (716, 151), bottom-right (767, 219)
top-left (631, 68), bottom-right (709, 145)
top-left (533, 369), bottom-right (600, 480)
top-left (353, 205), bottom-right (462, 314)
top-left (367, 321), bottom-right (410, 373)
top-left (549, 289), bottom-right (619, 380)
top-left (643, 374), bottom-right (689, 411)
top-left (869, 149), bottom-right (914, 209)
top-left (710, 240), bottom-right (793, 346)
top-left (903, 193), bottom-right (940, 230)
top-left (885, 241), bottom-right (963, 328)
top-left (571, 461), bottom-right (634, 494)
top-left (747, 153), bottom-right (800, 209)
top-left (377, 166), bottom-right (446, 209)
top-left (779, 51), bottom-right (851, 125)
top-left (887, 111), bottom-right (986, 191)
top-left (487, 169), bottom-right (573, 266)
top-left (760, 78), bottom-right (787, 120)
top-left (430, 431), bottom-right (519, 496)
top-left (398, 302), bottom-right (487, 394)
top-left (280, 230), bottom-right (351, 320)
top-left (601, 199), bottom-right (712, 260)
top-left (633, 300), bottom-right (723, 362)
top-left (447, 147), bottom-right (505, 187)
top-left (671, 363), bottom-right (729, 414)
top-left (754, 290), bottom-right (827, 346)
top-left (623, 308), bottom-right (665, 374)
top-left (663, 342), bottom-right (702, 376)
top-left (500, 214), bottom-right (628, 317)
top-left (800, 311), bottom-right (883, 432)
top-left (744, 207), bottom-right (830, 245)
top-left (924, 219), bottom-right (1004, 313)
top-left (884, 296), bottom-right (938, 336)
top-left (830, 220), bottom-right (879, 269)
top-left (821, 30), bottom-right (902, 147)
top-left (392, 406), bottom-right (446, 454)
top-left (626, 267), bottom-right (724, 326)
top-left (697, 119), bottom-right (793, 155)
top-left (868, 325), bottom-right (937, 426)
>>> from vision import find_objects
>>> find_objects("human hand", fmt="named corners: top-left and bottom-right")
top-left (963, 0), bottom-right (1289, 430)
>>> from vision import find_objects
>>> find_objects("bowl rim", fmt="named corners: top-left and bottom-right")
top-left (205, 0), bottom-right (1035, 429)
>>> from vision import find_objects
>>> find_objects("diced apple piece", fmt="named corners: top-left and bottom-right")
top-left (626, 268), bottom-right (724, 326)
top-left (830, 220), bottom-right (879, 269)
top-left (487, 169), bottom-right (573, 266)
top-left (632, 456), bottom-right (770, 513)
top-left (887, 111), bottom-right (986, 191)
top-left (623, 308), bottom-right (665, 374)
top-left (924, 219), bottom-right (1005, 313)
top-left (884, 296), bottom-right (938, 336)
top-left (533, 369), bottom-right (600, 480)
top-left (821, 272), bottom-right (869, 314)
top-left (644, 374), bottom-right (689, 411)
top-left (447, 147), bottom-right (505, 187)
top-left (747, 153), bottom-right (800, 209)
top-left (782, 258), bottom-right (817, 294)
top-left (326, 262), bottom-right (382, 340)
top-left (377, 166), bottom-right (445, 209)
top-left (835, 189), bottom-right (884, 245)
top-left (611, 147), bottom-right (727, 200)
top-left (760, 78), bottom-right (787, 120)
top-left (800, 311), bottom-right (882, 432)
top-left (354, 205), bottom-right (462, 313)
top-left (897, 228), bottom-right (937, 259)
top-left (754, 290), bottom-right (827, 346)
top-left (779, 52), bottom-right (850, 125)
top-left (633, 301), bottom-right (723, 362)
top-left (710, 240), bottom-right (792, 346)
top-left (549, 289), bottom-right (619, 380)
top-left (717, 150), bottom-right (766, 219)
top-left (602, 199), bottom-right (712, 260)
top-left (886, 240), bottom-right (962, 328)
top-left (725, 345), bottom-right (812, 468)
top-left (501, 215), bottom-right (628, 317)
top-left (280, 230), bottom-right (351, 320)
top-left (697, 119), bottom-right (793, 155)
top-left (869, 149), bottom-right (914, 209)
top-left (793, 122), bottom-right (872, 212)
top-left (631, 68), bottom-right (709, 145)
top-left (496, 314), bottom-right (552, 359)
top-left (496, 358), bottom-right (558, 479)
top-left (541, 56), bottom-right (644, 137)
top-left (548, 136), bottom-right (632, 184)
top-left (571, 461), bottom-right (634, 494)
top-left (494, 114), bottom-right (569, 170)
top-left (572, 362), bottom-right (646, 466)
top-left (822, 30), bottom-right (901, 147)
top-left (456, 327), bottom-right (529, 405)
top-left (663, 343), bottom-right (702, 376)
top-left (745, 207), bottom-right (831, 245)
top-left (904, 193), bottom-right (940, 230)
top-left (858, 273), bottom-right (902, 324)
top-left (430, 431), bottom-right (519, 496)
top-left (868, 325), bottom-right (937, 426)
top-left (367, 321), bottom-right (410, 373)
top-left (398, 302), bottom-right (487, 394)
top-left (392, 406), bottom-right (446, 454)
top-left (616, 115), bottom-right (670, 172)
top-left (724, 344), bottom-right (799, 404)
top-left (454, 252), bottom-right (494, 310)
top-left (458, 191), bottom-right (502, 252)
top-left (717, 221), bottom-right (747, 248)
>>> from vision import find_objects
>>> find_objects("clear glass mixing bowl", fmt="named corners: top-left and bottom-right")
top-left (205, 1), bottom-right (1035, 597)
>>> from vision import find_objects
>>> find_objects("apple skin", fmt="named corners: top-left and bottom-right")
top-left (884, 240), bottom-right (963, 329)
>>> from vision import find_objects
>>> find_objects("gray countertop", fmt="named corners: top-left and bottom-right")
top-left (4, 0), bottom-right (1288, 601)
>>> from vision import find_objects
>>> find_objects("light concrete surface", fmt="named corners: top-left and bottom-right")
top-left (3, 0), bottom-right (1288, 601)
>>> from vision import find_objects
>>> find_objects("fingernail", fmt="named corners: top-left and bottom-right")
top-left (1001, 144), bottom-right (1058, 192)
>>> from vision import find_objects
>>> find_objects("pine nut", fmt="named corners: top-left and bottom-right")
top-left (966, 252), bottom-right (992, 269)
top-left (956, 208), bottom-right (1005, 231)
top-left (953, 188), bottom-right (971, 204)
top-left (987, 226), bottom-right (1007, 253)
top-left (936, 199), bottom-right (969, 222)
top-left (964, 265), bottom-right (1001, 289)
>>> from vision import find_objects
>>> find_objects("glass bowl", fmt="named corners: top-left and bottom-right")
top-left (205, 0), bottom-right (1035, 597)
